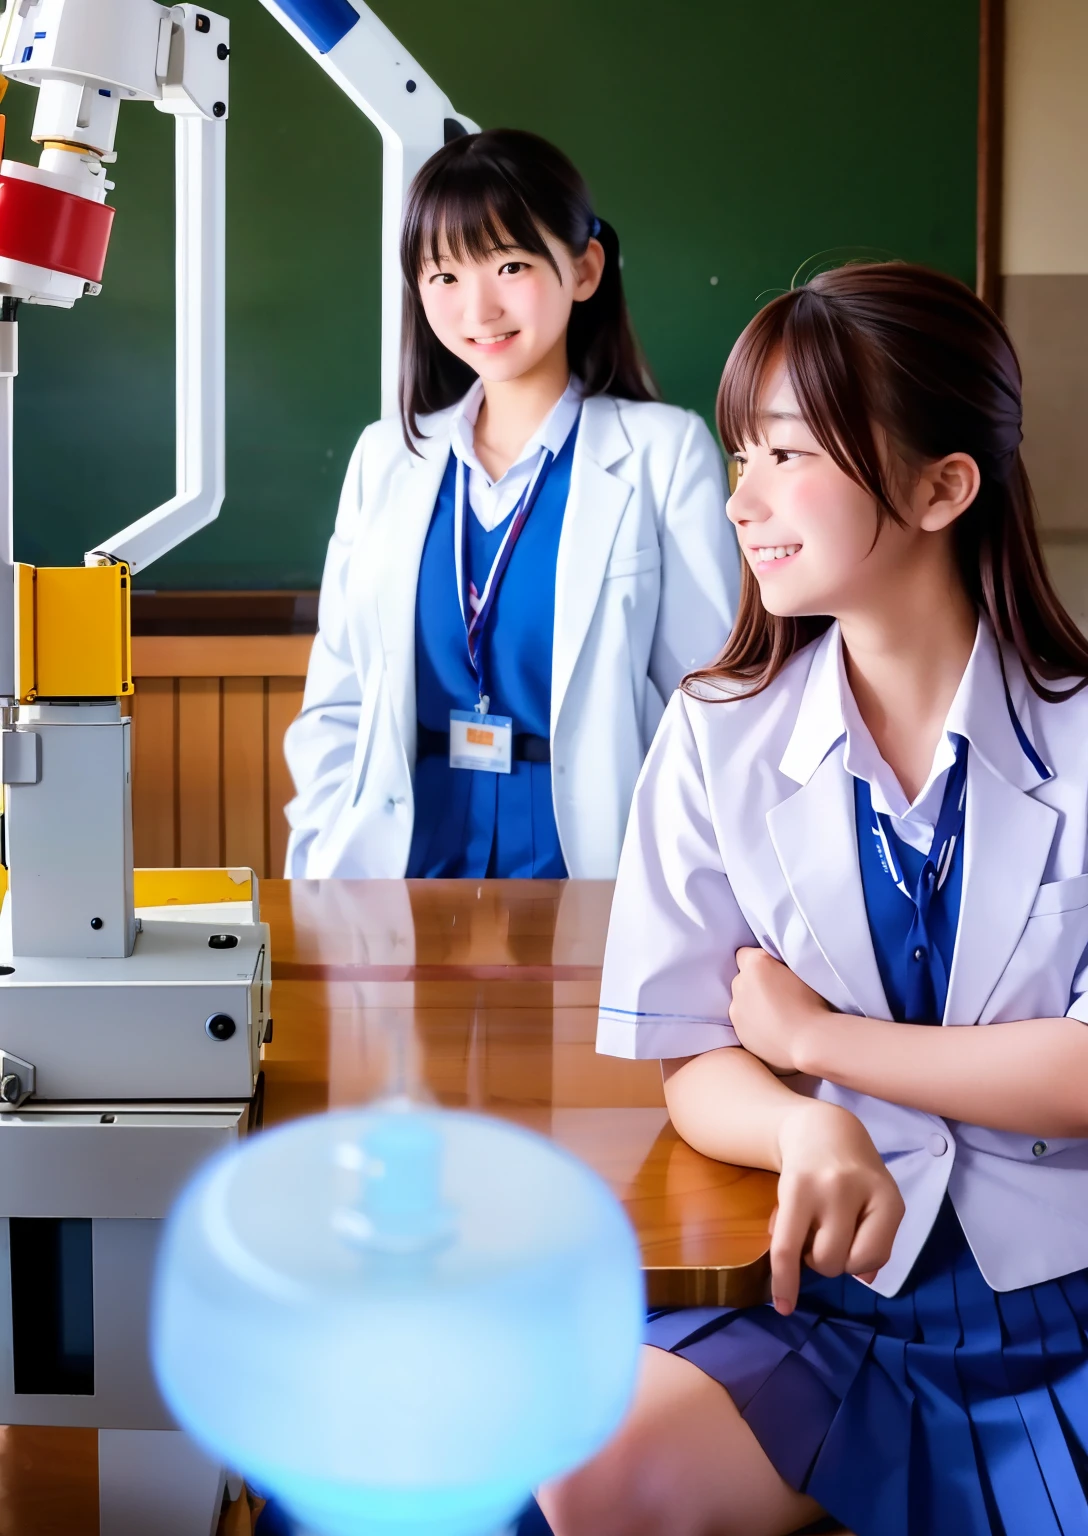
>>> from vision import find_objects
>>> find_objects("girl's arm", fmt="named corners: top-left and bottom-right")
top-left (730, 947), bottom-right (1088, 1137)
top-left (596, 697), bottom-right (903, 1312)
top-left (663, 1047), bottom-right (905, 1313)
top-left (648, 412), bottom-right (740, 699)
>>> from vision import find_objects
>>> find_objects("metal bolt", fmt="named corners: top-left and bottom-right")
top-left (0, 1074), bottom-right (20, 1104)
top-left (206, 1013), bottom-right (236, 1042)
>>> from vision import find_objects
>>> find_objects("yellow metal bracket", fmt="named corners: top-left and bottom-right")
top-left (14, 561), bottom-right (133, 703)
top-left (133, 868), bottom-right (254, 907)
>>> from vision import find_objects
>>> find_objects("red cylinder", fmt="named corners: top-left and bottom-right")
top-left (0, 172), bottom-right (115, 283)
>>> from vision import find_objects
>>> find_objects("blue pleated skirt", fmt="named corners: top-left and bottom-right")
top-left (646, 1199), bottom-right (1088, 1536)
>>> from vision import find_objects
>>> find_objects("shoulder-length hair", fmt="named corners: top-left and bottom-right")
top-left (398, 127), bottom-right (656, 447)
top-left (688, 261), bottom-right (1088, 703)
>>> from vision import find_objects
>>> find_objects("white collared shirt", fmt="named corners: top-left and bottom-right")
top-left (838, 626), bottom-right (986, 855)
top-left (779, 620), bottom-right (1012, 857)
top-left (449, 377), bottom-right (583, 532)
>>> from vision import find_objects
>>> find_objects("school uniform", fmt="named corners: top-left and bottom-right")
top-left (598, 616), bottom-right (1088, 1536)
top-left (283, 382), bottom-right (739, 879)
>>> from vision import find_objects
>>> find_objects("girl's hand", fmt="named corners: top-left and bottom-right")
top-left (770, 1100), bottom-right (905, 1315)
top-left (729, 946), bottom-right (831, 1074)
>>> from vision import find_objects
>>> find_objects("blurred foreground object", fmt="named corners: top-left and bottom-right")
top-left (153, 1104), bottom-right (643, 1536)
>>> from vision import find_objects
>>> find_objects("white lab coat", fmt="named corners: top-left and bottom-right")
top-left (597, 618), bottom-right (1088, 1295)
top-left (284, 393), bottom-right (740, 879)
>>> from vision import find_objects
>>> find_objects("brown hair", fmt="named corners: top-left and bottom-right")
top-left (687, 261), bottom-right (1088, 703)
top-left (399, 128), bottom-right (656, 448)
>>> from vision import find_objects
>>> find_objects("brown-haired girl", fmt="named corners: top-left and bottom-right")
top-left (562, 263), bottom-right (1088, 1535)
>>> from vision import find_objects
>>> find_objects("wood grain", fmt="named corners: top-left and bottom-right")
top-left (222, 677), bottom-right (267, 875)
top-left (132, 634), bottom-right (312, 678)
top-left (977, 0), bottom-right (1005, 309)
top-left (266, 678), bottom-right (304, 879)
top-left (262, 878), bottom-right (615, 977)
top-left (131, 677), bottom-right (177, 868)
top-left (130, 639), bottom-right (310, 879)
top-left (177, 677), bottom-right (222, 867)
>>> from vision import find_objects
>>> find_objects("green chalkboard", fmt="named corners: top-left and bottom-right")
top-left (6, 0), bottom-right (978, 588)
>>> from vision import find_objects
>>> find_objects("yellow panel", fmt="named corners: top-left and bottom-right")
top-left (13, 563), bottom-right (35, 703)
top-left (34, 563), bottom-right (132, 699)
top-left (134, 867), bottom-right (254, 907)
top-left (0, 864), bottom-right (7, 908)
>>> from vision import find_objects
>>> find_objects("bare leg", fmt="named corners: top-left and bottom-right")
top-left (538, 1345), bottom-right (826, 1536)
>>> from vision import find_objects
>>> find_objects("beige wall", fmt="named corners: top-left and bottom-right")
top-left (1002, 0), bottom-right (1088, 277)
top-left (1001, 0), bottom-right (1088, 625)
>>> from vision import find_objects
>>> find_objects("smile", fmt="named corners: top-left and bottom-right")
top-left (752, 544), bottom-right (801, 568)
top-left (469, 332), bottom-right (519, 347)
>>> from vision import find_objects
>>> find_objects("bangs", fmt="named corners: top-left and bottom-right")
top-left (404, 160), bottom-right (561, 279)
top-left (717, 287), bottom-right (892, 511)
top-left (716, 299), bottom-right (791, 457)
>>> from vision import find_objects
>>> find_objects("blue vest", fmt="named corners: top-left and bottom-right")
top-left (406, 422), bottom-right (579, 878)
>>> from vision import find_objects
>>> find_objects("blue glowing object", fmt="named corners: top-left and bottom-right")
top-left (151, 1106), bottom-right (644, 1536)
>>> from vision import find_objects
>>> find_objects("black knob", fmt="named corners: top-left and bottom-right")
top-left (208, 933), bottom-right (239, 950)
top-left (406, 79), bottom-right (417, 92)
top-left (217, 42), bottom-right (230, 59)
top-left (213, 101), bottom-right (226, 117)
top-left (90, 917), bottom-right (103, 930)
top-left (205, 1013), bottom-right (236, 1042)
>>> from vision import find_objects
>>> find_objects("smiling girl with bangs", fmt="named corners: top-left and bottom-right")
top-left (558, 262), bottom-right (1088, 1536)
top-left (284, 129), bottom-right (739, 881)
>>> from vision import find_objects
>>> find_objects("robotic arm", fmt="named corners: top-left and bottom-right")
top-left (0, 0), bottom-right (474, 621)
top-left (259, 0), bottom-right (477, 415)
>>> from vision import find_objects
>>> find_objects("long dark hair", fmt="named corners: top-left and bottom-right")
top-left (687, 261), bottom-right (1088, 704)
top-left (398, 128), bottom-right (656, 446)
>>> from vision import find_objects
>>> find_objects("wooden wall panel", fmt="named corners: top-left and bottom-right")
top-left (177, 678), bottom-right (223, 868)
top-left (267, 677), bottom-right (305, 879)
top-left (129, 636), bottom-right (313, 879)
top-left (131, 677), bottom-right (177, 868)
top-left (222, 677), bottom-right (268, 874)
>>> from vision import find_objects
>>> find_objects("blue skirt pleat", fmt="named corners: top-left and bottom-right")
top-left (645, 1199), bottom-right (1088, 1536)
top-left (906, 1247), bottom-right (992, 1533)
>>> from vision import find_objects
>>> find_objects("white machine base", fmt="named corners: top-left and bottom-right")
top-left (99, 1428), bottom-right (226, 1536)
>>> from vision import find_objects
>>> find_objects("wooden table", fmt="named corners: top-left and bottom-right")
top-left (1, 879), bottom-right (776, 1534)
top-left (260, 880), bottom-right (776, 1308)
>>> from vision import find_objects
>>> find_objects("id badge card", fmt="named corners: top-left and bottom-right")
top-left (449, 709), bottom-right (513, 774)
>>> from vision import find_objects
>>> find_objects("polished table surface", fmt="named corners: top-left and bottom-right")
top-left (260, 879), bottom-right (777, 1306)
top-left (2, 879), bottom-right (777, 1535)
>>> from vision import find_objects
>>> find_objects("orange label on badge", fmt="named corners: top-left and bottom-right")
top-left (467, 727), bottom-right (494, 747)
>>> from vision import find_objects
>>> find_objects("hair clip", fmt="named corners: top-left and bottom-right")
top-left (591, 216), bottom-right (602, 239)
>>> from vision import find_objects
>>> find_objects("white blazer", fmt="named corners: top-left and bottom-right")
top-left (597, 617), bottom-right (1088, 1296)
top-left (284, 394), bottom-right (740, 879)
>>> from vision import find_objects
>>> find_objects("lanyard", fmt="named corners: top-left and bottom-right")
top-left (868, 735), bottom-right (969, 901)
top-left (452, 447), bottom-right (556, 713)
top-left (860, 735), bottom-right (969, 1022)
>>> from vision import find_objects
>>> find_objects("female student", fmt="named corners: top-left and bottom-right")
top-left (556, 264), bottom-right (1088, 1536)
top-left (283, 129), bottom-right (738, 880)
